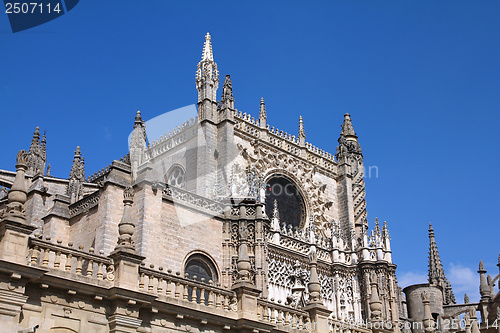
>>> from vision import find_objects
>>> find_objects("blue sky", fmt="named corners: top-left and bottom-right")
top-left (1, 1), bottom-right (499, 302)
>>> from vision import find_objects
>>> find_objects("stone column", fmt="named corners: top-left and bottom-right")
top-left (0, 150), bottom-right (37, 332)
top-left (231, 203), bottom-right (261, 321)
top-left (109, 187), bottom-right (145, 290)
top-left (422, 292), bottom-right (435, 333)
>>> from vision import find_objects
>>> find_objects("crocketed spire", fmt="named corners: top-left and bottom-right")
top-left (27, 126), bottom-right (47, 176)
top-left (67, 146), bottom-right (85, 203)
top-left (336, 113), bottom-right (362, 159)
top-left (69, 146), bottom-right (85, 181)
top-left (202, 32), bottom-right (214, 61)
top-left (196, 33), bottom-right (219, 121)
top-left (298, 116), bottom-right (306, 145)
top-left (341, 113), bottom-right (357, 137)
top-left (259, 97), bottom-right (267, 128)
top-left (428, 223), bottom-right (456, 304)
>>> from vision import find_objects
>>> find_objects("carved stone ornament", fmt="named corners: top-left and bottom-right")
top-left (237, 140), bottom-right (333, 227)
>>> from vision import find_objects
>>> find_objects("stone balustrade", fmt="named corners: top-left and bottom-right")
top-left (69, 189), bottom-right (100, 217)
top-left (162, 185), bottom-right (226, 216)
top-left (28, 237), bottom-right (114, 281)
top-left (257, 298), bottom-right (311, 331)
top-left (139, 265), bottom-right (236, 310)
top-left (233, 111), bottom-right (336, 173)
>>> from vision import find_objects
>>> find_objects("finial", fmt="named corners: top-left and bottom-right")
top-left (479, 260), bottom-right (485, 272)
top-left (115, 186), bottom-right (136, 252)
top-left (259, 97), bottom-right (267, 128)
top-left (341, 113), bottom-right (357, 137)
top-left (307, 246), bottom-right (322, 304)
top-left (298, 116), bottom-right (305, 145)
top-left (382, 220), bottom-right (390, 239)
top-left (478, 259), bottom-right (491, 301)
top-left (235, 224), bottom-right (252, 283)
top-left (421, 292), bottom-right (435, 333)
top-left (202, 32), bottom-right (214, 61)
top-left (369, 272), bottom-right (382, 321)
top-left (46, 164), bottom-right (51, 176)
top-left (135, 110), bottom-right (143, 125)
top-left (69, 146), bottom-right (85, 181)
top-left (32, 127), bottom-right (40, 143)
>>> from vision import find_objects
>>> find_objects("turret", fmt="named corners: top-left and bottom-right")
top-left (336, 113), bottom-right (366, 244)
top-left (196, 32), bottom-right (219, 122)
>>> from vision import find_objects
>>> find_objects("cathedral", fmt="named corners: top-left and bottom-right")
top-left (0, 33), bottom-right (498, 333)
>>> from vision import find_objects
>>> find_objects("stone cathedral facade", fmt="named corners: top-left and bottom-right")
top-left (0, 33), bottom-right (498, 333)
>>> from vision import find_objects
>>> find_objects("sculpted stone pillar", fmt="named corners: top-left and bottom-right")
top-left (422, 292), bottom-right (435, 333)
top-left (109, 186), bottom-right (145, 290)
top-left (0, 150), bottom-right (40, 332)
top-left (231, 202), bottom-right (262, 321)
top-left (303, 245), bottom-right (332, 333)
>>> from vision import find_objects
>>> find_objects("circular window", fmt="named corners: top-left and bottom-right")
top-left (166, 165), bottom-right (185, 188)
top-left (265, 176), bottom-right (306, 229)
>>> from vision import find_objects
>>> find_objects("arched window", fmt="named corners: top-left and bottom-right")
top-left (184, 253), bottom-right (218, 304)
top-left (265, 175), bottom-right (306, 229)
top-left (166, 165), bottom-right (185, 188)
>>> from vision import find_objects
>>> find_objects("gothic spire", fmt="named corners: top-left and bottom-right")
top-left (196, 32), bottom-right (219, 122)
top-left (259, 97), bottom-right (267, 128)
top-left (202, 32), bottom-right (214, 62)
top-left (27, 127), bottom-right (47, 176)
top-left (298, 116), bottom-right (306, 146)
top-left (428, 223), bottom-right (445, 284)
top-left (69, 147), bottom-right (85, 181)
top-left (336, 113), bottom-right (362, 159)
top-left (340, 113), bottom-right (357, 138)
top-left (67, 146), bottom-right (85, 203)
top-left (428, 223), bottom-right (456, 304)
